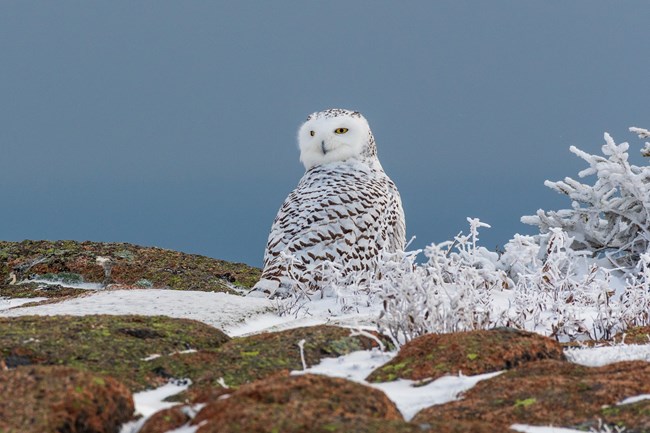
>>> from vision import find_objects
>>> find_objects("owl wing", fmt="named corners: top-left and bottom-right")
top-left (258, 165), bottom-right (404, 293)
top-left (383, 177), bottom-right (406, 253)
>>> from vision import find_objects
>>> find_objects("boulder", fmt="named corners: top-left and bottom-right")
top-left (367, 328), bottom-right (564, 383)
top-left (0, 365), bottom-right (133, 433)
top-left (0, 315), bottom-right (230, 391)
top-left (191, 373), bottom-right (404, 433)
top-left (413, 359), bottom-right (650, 430)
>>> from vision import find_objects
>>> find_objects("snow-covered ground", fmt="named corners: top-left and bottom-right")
top-left (0, 296), bottom-right (48, 311)
top-left (0, 288), bottom-right (382, 336)
top-left (3, 287), bottom-right (650, 433)
top-left (0, 289), bottom-right (274, 335)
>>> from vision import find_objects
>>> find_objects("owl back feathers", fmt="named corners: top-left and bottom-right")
top-left (253, 159), bottom-right (405, 296)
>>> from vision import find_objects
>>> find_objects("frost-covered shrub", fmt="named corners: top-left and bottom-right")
top-left (522, 127), bottom-right (650, 270)
top-left (377, 218), bottom-right (509, 343)
top-left (271, 217), bottom-right (650, 344)
top-left (498, 234), bottom-right (541, 284)
top-left (505, 229), bottom-right (619, 341)
top-left (272, 251), bottom-right (381, 318)
top-left (376, 223), bottom-right (624, 343)
top-left (620, 253), bottom-right (650, 328)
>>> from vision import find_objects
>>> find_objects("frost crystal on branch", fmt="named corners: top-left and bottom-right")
top-left (620, 253), bottom-right (650, 328)
top-left (506, 229), bottom-right (618, 341)
top-left (630, 126), bottom-right (650, 157)
top-left (377, 218), bottom-right (508, 343)
top-left (522, 129), bottom-right (650, 270)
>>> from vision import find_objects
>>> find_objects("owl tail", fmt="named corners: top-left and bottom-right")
top-left (247, 278), bottom-right (280, 298)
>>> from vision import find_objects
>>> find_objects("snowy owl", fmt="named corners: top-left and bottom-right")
top-left (251, 108), bottom-right (406, 297)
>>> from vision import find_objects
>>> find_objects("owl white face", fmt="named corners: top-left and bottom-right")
top-left (298, 109), bottom-right (373, 170)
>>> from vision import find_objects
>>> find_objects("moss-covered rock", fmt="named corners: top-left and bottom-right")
top-left (191, 373), bottom-right (403, 433)
top-left (0, 240), bottom-right (261, 294)
top-left (616, 326), bottom-right (650, 345)
top-left (413, 359), bottom-right (650, 431)
top-left (0, 282), bottom-right (88, 301)
top-left (151, 325), bottom-right (391, 401)
top-left (0, 365), bottom-right (134, 433)
top-left (139, 406), bottom-right (192, 433)
top-left (0, 315), bottom-right (230, 391)
top-left (591, 398), bottom-right (650, 432)
top-left (367, 327), bottom-right (564, 383)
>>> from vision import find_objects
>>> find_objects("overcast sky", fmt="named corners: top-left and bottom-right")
top-left (1, 2), bottom-right (649, 267)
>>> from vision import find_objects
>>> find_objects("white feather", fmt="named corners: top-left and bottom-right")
top-left (252, 109), bottom-right (406, 297)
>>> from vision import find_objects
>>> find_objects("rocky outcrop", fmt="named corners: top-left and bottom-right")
top-left (367, 328), bottom-right (565, 383)
top-left (150, 324), bottom-right (390, 402)
top-left (2, 241), bottom-right (650, 432)
top-left (2, 319), bottom-right (650, 432)
top-left (0, 365), bottom-right (133, 433)
top-left (0, 240), bottom-right (261, 295)
top-left (191, 374), bottom-right (403, 433)
top-left (0, 315), bottom-right (230, 390)
top-left (413, 359), bottom-right (650, 430)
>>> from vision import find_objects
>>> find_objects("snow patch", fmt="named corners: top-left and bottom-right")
top-left (0, 296), bottom-right (47, 311)
top-left (0, 289), bottom-right (274, 334)
top-left (294, 350), bottom-right (502, 421)
top-left (618, 393), bottom-right (650, 405)
top-left (372, 371), bottom-right (503, 421)
top-left (120, 379), bottom-right (191, 433)
top-left (565, 344), bottom-right (650, 366)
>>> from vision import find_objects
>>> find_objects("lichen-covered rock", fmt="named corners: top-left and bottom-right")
top-left (561, 325), bottom-right (650, 349)
top-left (0, 315), bottom-right (230, 390)
top-left (367, 327), bottom-right (564, 383)
top-left (191, 373), bottom-right (403, 433)
top-left (616, 326), bottom-right (650, 345)
top-left (410, 420), bottom-right (503, 433)
top-left (413, 359), bottom-right (650, 430)
top-left (0, 240), bottom-right (261, 294)
top-left (138, 406), bottom-right (192, 433)
top-left (0, 365), bottom-right (133, 433)
top-left (586, 398), bottom-right (650, 432)
top-left (151, 325), bottom-right (391, 401)
top-left (0, 281), bottom-right (88, 301)
top-left (266, 418), bottom-right (498, 433)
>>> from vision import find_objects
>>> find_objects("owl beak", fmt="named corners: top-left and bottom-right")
top-left (321, 141), bottom-right (327, 155)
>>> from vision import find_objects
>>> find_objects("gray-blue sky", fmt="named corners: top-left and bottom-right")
top-left (1, 2), bottom-right (649, 267)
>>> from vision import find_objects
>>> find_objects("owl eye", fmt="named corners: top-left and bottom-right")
top-left (334, 128), bottom-right (349, 134)
top-left (310, 131), bottom-right (315, 137)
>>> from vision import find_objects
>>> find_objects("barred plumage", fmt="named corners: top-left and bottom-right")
top-left (252, 109), bottom-right (405, 297)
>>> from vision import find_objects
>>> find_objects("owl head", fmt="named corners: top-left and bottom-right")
top-left (298, 109), bottom-right (377, 170)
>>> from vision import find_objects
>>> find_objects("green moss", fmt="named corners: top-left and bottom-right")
top-left (0, 315), bottom-right (229, 391)
top-left (382, 361), bottom-right (409, 372)
top-left (154, 325), bottom-right (388, 391)
top-left (382, 373), bottom-right (397, 381)
top-left (514, 397), bottom-right (537, 408)
top-left (577, 381), bottom-right (592, 392)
